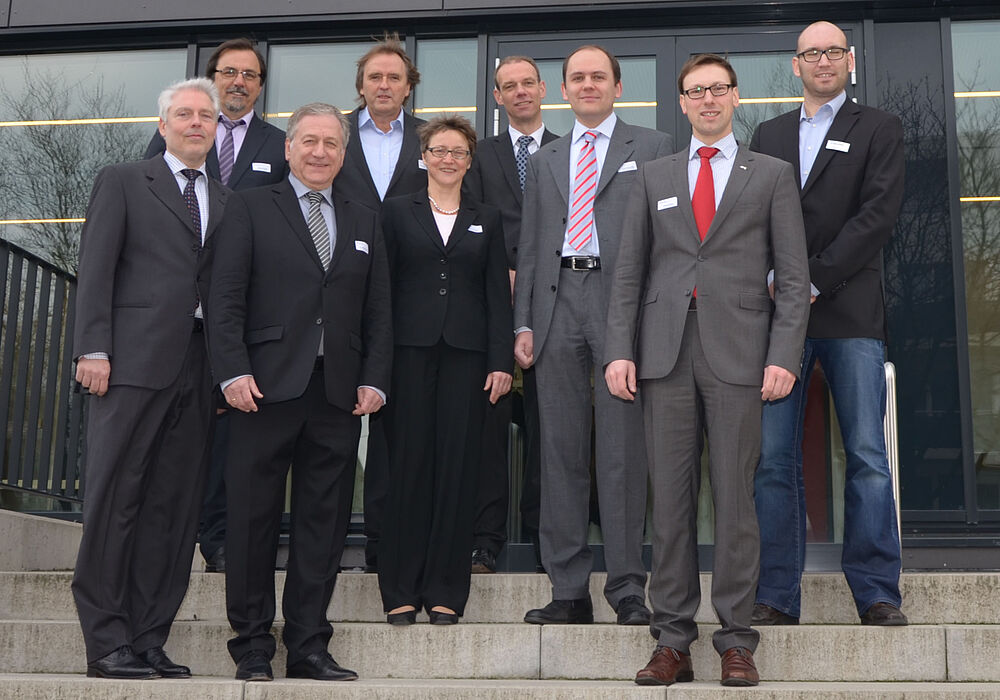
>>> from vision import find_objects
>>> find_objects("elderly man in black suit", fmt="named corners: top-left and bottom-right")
top-left (145, 38), bottom-right (288, 574)
top-left (333, 33), bottom-right (427, 571)
top-left (464, 55), bottom-right (558, 574)
top-left (750, 20), bottom-right (907, 628)
top-left (72, 77), bottom-right (228, 680)
top-left (208, 103), bottom-right (392, 682)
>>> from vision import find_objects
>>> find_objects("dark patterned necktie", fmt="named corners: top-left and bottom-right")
top-left (180, 169), bottom-right (202, 235)
top-left (515, 134), bottom-right (533, 192)
top-left (307, 191), bottom-right (331, 269)
top-left (218, 115), bottom-right (244, 186)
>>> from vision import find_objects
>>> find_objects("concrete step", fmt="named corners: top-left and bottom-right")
top-left (0, 620), bottom-right (994, 682)
top-left (3, 677), bottom-right (1000, 700)
top-left (3, 570), bottom-right (998, 625)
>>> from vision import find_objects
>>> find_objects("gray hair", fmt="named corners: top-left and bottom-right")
top-left (286, 103), bottom-right (350, 148)
top-left (157, 78), bottom-right (220, 121)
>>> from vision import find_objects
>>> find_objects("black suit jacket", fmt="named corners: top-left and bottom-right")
top-left (334, 108), bottom-right (427, 210)
top-left (750, 99), bottom-right (904, 340)
top-left (464, 128), bottom-right (559, 269)
top-left (382, 190), bottom-right (513, 374)
top-left (207, 179), bottom-right (393, 413)
top-left (74, 156), bottom-right (229, 389)
top-left (144, 114), bottom-right (289, 191)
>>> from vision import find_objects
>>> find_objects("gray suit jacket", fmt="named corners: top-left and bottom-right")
top-left (512, 118), bottom-right (672, 358)
top-left (73, 156), bottom-right (228, 390)
top-left (604, 144), bottom-right (810, 386)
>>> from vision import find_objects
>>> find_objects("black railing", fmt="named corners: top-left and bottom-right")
top-left (0, 238), bottom-right (84, 505)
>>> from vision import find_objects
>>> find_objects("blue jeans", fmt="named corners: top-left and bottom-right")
top-left (754, 337), bottom-right (902, 617)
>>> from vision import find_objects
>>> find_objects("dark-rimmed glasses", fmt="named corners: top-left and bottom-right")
top-left (681, 83), bottom-right (733, 100)
top-left (425, 146), bottom-right (471, 161)
top-left (796, 47), bottom-right (849, 62)
top-left (215, 67), bottom-right (261, 82)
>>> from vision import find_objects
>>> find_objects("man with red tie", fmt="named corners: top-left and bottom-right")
top-left (605, 54), bottom-right (810, 686)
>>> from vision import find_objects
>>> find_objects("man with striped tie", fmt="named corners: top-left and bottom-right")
top-left (513, 45), bottom-right (672, 626)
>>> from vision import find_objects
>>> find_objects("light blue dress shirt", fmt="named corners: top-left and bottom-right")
top-left (358, 106), bottom-right (404, 201)
top-left (798, 90), bottom-right (847, 187)
top-left (563, 113), bottom-right (617, 256)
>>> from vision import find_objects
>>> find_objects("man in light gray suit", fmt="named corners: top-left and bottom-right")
top-left (605, 54), bottom-right (809, 687)
top-left (514, 45), bottom-right (672, 626)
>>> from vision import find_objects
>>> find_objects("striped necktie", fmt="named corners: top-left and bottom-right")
top-left (567, 130), bottom-right (598, 252)
top-left (306, 191), bottom-right (331, 270)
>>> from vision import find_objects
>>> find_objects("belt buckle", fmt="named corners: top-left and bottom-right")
top-left (573, 256), bottom-right (590, 270)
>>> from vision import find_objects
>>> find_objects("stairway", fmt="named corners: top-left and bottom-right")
top-left (1, 570), bottom-right (999, 698)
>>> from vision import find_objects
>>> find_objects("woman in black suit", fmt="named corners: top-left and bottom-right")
top-left (377, 115), bottom-right (513, 625)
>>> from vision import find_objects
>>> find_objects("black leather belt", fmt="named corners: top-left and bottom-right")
top-left (561, 256), bottom-right (601, 270)
top-left (314, 356), bottom-right (325, 372)
top-left (192, 318), bottom-right (204, 333)
top-left (688, 297), bottom-right (697, 310)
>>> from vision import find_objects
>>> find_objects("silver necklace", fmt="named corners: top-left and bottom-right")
top-left (428, 194), bottom-right (459, 215)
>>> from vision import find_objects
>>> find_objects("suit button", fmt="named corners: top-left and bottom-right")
top-left (550, 285), bottom-right (556, 292)
top-left (512, 246), bottom-right (518, 254)
top-left (315, 318), bottom-right (322, 325)
top-left (440, 272), bottom-right (447, 280)
top-left (439, 288), bottom-right (447, 296)
top-left (440, 258), bottom-right (447, 264)
top-left (697, 255), bottom-right (705, 262)
top-left (555, 250), bottom-right (560, 256)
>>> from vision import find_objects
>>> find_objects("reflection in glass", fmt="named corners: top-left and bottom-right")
top-left (265, 42), bottom-right (369, 128)
top-left (0, 49), bottom-right (186, 272)
top-left (953, 22), bottom-right (1000, 510)
top-left (727, 52), bottom-right (804, 144)
top-left (413, 39), bottom-right (478, 120)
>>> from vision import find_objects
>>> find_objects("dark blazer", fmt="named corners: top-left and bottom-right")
top-left (73, 156), bottom-right (228, 390)
top-left (144, 114), bottom-right (288, 191)
top-left (750, 100), bottom-right (904, 341)
top-left (464, 128), bottom-right (560, 269)
top-left (382, 190), bottom-right (512, 374)
top-left (207, 179), bottom-right (392, 413)
top-left (334, 108), bottom-right (428, 210)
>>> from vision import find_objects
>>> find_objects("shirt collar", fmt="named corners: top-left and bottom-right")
top-left (162, 150), bottom-right (208, 178)
top-left (288, 173), bottom-right (333, 205)
top-left (359, 106), bottom-right (404, 133)
top-left (799, 90), bottom-right (847, 122)
top-left (219, 109), bottom-right (255, 126)
top-left (572, 112), bottom-right (617, 145)
top-left (688, 131), bottom-right (738, 161)
top-left (508, 123), bottom-right (546, 149)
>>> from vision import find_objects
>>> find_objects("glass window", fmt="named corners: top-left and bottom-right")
top-left (728, 52), bottom-right (808, 144)
top-left (264, 42), bottom-right (370, 128)
top-left (0, 49), bottom-right (187, 272)
top-left (953, 22), bottom-right (1000, 510)
top-left (413, 38), bottom-right (478, 122)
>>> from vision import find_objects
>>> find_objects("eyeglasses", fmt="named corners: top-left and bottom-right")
top-left (796, 47), bottom-right (849, 62)
top-left (681, 83), bottom-right (733, 100)
top-left (215, 67), bottom-right (261, 82)
top-left (425, 146), bottom-right (471, 161)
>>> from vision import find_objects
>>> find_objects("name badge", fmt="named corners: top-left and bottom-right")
top-left (618, 161), bottom-right (637, 173)
top-left (826, 140), bottom-right (850, 153)
top-left (251, 162), bottom-right (271, 173)
top-left (418, 160), bottom-right (428, 170)
top-left (469, 224), bottom-right (483, 233)
top-left (355, 240), bottom-right (369, 254)
top-left (657, 197), bottom-right (678, 211)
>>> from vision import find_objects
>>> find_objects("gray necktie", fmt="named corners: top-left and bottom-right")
top-left (306, 191), bottom-right (331, 270)
top-left (218, 115), bottom-right (244, 187)
top-left (515, 134), bottom-right (533, 192)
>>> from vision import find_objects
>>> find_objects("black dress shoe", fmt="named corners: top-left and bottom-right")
top-left (524, 597), bottom-right (594, 624)
top-left (387, 609), bottom-right (417, 625)
top-left (204, 546), bottom-right (225, 573)
top-left (860, 602), bottom-right (908, 626)
top-left (86, 645), bottom-right (159, 679)
top-left (751, 603), bottom-right (799, 626)
top-left (471, 547), bottom-right (497, 574)
top-left (286, 651), bottom-right (358, 681)
top-left (428, 610), bottom-right (459, 625)
top-left (616, 594), bottom-right (652, 625)
top-left (137, 646), bottom-right (190, 678)
top-left (235, 650), bottom-right (273, 681)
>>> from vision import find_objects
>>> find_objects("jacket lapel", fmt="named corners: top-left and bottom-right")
top-left (147, 158), bottom-right (199, 237)
top-left (703, 146), bottom-right (752, 243)
top-left (346, 109), bottom-right (381, 202)
top-left (274, 181), bottom-right (326, 273)
top-left (670, 152), bottom-right (701, 244)
top-left (328, 194), bottom-right (354, 274)
top-left (387, 111), bottom-right (423, 194)
top-left (545, 137), bottom-right (572, 208)
top-left (228, 115), bottom-right (264, 189)
top-left (203, 178), bottom-right (229, 241)
top-left (597, 119), bottom-right (634, 196)
top-left (801, 100), bottom-right (860, 196)
top-left (445, 202), bottom-right (477, 253)
top-left (412, 191), bottom-right (447, 254)
top-left (494, 136), bottom-right (524, 205)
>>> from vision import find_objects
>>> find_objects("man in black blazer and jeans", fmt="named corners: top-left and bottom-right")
top-left (208, 103), bottom-right (392, 682)
top-left (750, 20), bottom-right (907, 628)
top-left (145, 38), bottom-right (288, 574)
top-left (465, 55), bottom-right (558, 573)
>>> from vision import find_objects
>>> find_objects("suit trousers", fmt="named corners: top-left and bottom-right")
top-left (198, 410), bottom-right (229, 560)
top-left (518, 366), bottom-right (543, 548)
top-left (378, 342), bottom-right (486, 615)
top-left (224, 368), bottom-right (360, 665)
top-left (643, 312), bottom-right (761, 656)
top-left (362, 410), bottom-right (389, 567)
top-left (72, 330), bottom-right (213, 663)
top-left (534, 268), bottom-right (647, 606)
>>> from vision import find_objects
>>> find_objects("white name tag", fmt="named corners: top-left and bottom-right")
top-left (657, 197), bottom-right (678, 211)
top-left (618, 160), bottom-right (637, 173)
top-left (251, 162), bottom-right (271, 173)
top-left (418, 159), bottom-right (427, 170)
top-left (469, 224), bottom-right (483, 233)
top-left (355, 240), bottom-right (369, 254)
top-left (826, 140), bottom-right (850, 153)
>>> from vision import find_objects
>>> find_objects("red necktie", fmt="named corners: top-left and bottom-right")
top-left (568, 131), bottom-right (598, 252)
top-left (692, 146), bottom-right (719, 240)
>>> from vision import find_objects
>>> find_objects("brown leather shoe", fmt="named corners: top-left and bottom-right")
top-left (860, 602), bottom-right (908, 626)
top-left (634, 646), bottom-right (694, 686)
top-left (751, 602), bottom-right (799, 625)
top-left (720, 647), bottom-right (759, 686)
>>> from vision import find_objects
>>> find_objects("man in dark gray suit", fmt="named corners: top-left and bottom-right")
top-left (605, 54), bottom-right (810, 687)
top-left (145, 38), bottom-right (288, 574)
top-left (513, 45), bottom-right (672, 626)
top-left (72, 77), bottom-right (228, 680)
top-left (464, 55), bottom-right (558, 574)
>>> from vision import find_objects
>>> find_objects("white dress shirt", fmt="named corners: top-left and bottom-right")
top-left (508, 123), bottom-right (546, 154)
top-left (686, 132), bottom-right (738, 207)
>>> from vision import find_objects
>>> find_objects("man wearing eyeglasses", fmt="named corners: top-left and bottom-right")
top-left (605, 53), bottom-right (809, 686)
top-left (144, 38), bottom-right (289, 577)
top-left (750, 20), bottom-right (907, 628)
